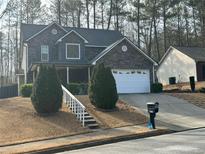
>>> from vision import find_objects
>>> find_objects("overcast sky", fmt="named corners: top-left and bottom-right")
top-left (0, 0), bottom-right (51, 15)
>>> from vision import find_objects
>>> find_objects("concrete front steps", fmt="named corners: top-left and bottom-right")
top-left (83, 111), bottom-right (99, 129)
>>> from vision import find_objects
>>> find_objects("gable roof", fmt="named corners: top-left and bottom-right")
top-left (56, 30), bottom-right (89, 43)
top-left (92, 37), bottom-right (157, 65)
top-left (159, 46), bottom-right (205, 65)
top-left (21, 23), bottom-right (123, 46)
top-left (25, 22), bottom-right (67, 41)
top-left (174, 46), bottom-right (205, 62)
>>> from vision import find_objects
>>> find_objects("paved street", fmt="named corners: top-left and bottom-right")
top-left (58, 128), bottom-right (205, 154)
top-left (120, 94), bottom-right (205, 131)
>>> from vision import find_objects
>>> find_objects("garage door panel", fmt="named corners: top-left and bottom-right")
top-left (112, 69), bottom-right (150, 94)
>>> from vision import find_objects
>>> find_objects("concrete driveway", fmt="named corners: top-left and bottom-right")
top-left (120, 94), bottom-right (205, 131)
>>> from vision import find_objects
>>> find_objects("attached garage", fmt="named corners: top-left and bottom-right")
top-left (112, 69), bottom-right (150, 93)
top-left (92, 37), bottom-right (157, 94)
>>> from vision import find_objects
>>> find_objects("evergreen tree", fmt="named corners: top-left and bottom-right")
top-left (89, 64), bottom-right (118, 110)
top-left (31, 65), bottom-right (63, 114)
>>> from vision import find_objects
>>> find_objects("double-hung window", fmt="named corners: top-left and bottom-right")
top-left (66, 43), bottom-right (80, 59)
top-left (41, 45), bottom-right (49, 61)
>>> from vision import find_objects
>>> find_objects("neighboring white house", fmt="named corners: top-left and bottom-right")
top-left (157, 46), bottom-right (205, 85)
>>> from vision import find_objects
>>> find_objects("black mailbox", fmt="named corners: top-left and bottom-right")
top-left (147, 102), bottom-right (159, 129)
top-left (147, 102), bottom-right (156, 113)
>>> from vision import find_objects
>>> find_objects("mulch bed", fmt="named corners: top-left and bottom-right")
top-left (76, 95), bottom-right (147, 129)
top-left (0, 97), bottom-right (89, 146)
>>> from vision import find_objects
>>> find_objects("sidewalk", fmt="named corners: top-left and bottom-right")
top-left (0, 125), bottom-right (169, 154)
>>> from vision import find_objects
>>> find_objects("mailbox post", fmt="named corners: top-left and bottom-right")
top-left (147, 102), bottom-right (159, 129)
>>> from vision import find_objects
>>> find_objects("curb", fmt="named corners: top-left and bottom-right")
top-left (0, 131), bottom-right (92, 148)
top-left (27, 129), bottom-right (173, 154)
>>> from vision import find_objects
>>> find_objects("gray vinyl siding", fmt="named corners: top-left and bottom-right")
top-left (27, 24), bottom-right (66, 67)
top-left (57, 32), bottom-right (87, 64)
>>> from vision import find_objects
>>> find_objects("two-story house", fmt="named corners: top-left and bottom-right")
top-left (20, 22), bottom-right (157, 93)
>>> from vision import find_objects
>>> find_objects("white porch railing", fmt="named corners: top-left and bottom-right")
top-left (61, 85), bottom-right (86, 127)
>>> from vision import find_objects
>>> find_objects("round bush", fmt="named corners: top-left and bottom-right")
top-left (199, 87), bottom-right (205, 93)
top-left (151, 83), bottom-right (163, 93)
top-left (66, 83), bottom-right (88, 95)
top-left (31, 65), bottom-right (63, 114)
top-left (66, 83), bottom-right (80, 95)
top-left (20, 84), bottom-right (33, 97)
top-left (88, 64), bottom-right (118, 109)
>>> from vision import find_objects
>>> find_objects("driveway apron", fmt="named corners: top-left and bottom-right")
top-left (120, 94), bottom-right (205, 131)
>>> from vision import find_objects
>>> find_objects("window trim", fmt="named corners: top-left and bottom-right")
top-left (41, 45), bottom-right (49, 62)
top-left (66, 43), bottom-right (81, 60)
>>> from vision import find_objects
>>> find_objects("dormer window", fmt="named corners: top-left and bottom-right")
top-left (41, 45), bottom-right (49, 61)
top-left (66, 43), bottom-right (80, 59)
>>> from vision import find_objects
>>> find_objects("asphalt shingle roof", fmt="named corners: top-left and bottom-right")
top-left (174, 46), bottom-right (205, 62)
top-left (21, 23), bottom-right (123, 46)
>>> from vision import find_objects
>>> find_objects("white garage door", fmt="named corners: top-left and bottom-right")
top-left (112, 69), bottom-right (150, 93)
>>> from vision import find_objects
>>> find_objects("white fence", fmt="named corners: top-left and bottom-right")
top-left (61, 85), bottom-right (86, 126)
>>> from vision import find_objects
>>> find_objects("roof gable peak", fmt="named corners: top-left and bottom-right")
top-left (92, 37), bottom-right (157, 65)
top-left (56, 30), bottom-right (89, 44)
top-left (25, 22), bottom-right (67, 42)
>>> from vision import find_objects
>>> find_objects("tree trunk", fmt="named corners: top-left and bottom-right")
top-left (93, 0), bottom-right (96, 29)
top-left (58, 0), bottom-right (61, 25)
top-left (7, 11), bottom-right (11, 83)
top-left (101, 1), bottom-right (104, 29)
top-left (185, 18), bottom-right (189, 46)
top-left (184, 7), bottom-right (189, 47)
top-left (177, 7), bottom-right (181, 46)
top-left (15, 22), bottom-right (19, 71)
top-left (148, 18), bottom-right (153, 57)
top-left (163, 3), bottom-right (167, 51)
top-left (192, 7), bottom-right (198, 42)
top-left (115, 0), bottom-right (119, 30)
top-left (201, 1), bottom-right (205, 47)
top-left (86, 0), bottom-right (90, 29)
top-left (137, 0), bottom-right (140, 48)
top-left (26, 0), bottom-right (29, 23)
top-left (72, 12), bottom-right (75, 27)
top-left (77, 8), bottom-right (81, 28)
top-left (107, 0), bottom-right (113, 30)
top-left (153, 0), bottom-right (160, 61)
top-left (154, 17), bottom-right (160, 61)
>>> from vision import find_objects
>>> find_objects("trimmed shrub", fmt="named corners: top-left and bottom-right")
top-left (151, 83), bottom-right (163, 93)
top-left (169, 77), bottom-right (176, 85)
top-left (79, 83), bottom-right (88, 95)
top-left (199, 87), bottom-right (205, 93)
top-left (189, 76), bottom-right (195, 92)
top-left (31, 65), bottom-right (63, 114)
top-left (20, 84), bottom-right (33, 97)
top-left (66, 83), bottom-right (88, 95)
top-left (66, 83), bottom-right (80, 94)
top-left (88, 64), bottom-right (118, 109)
